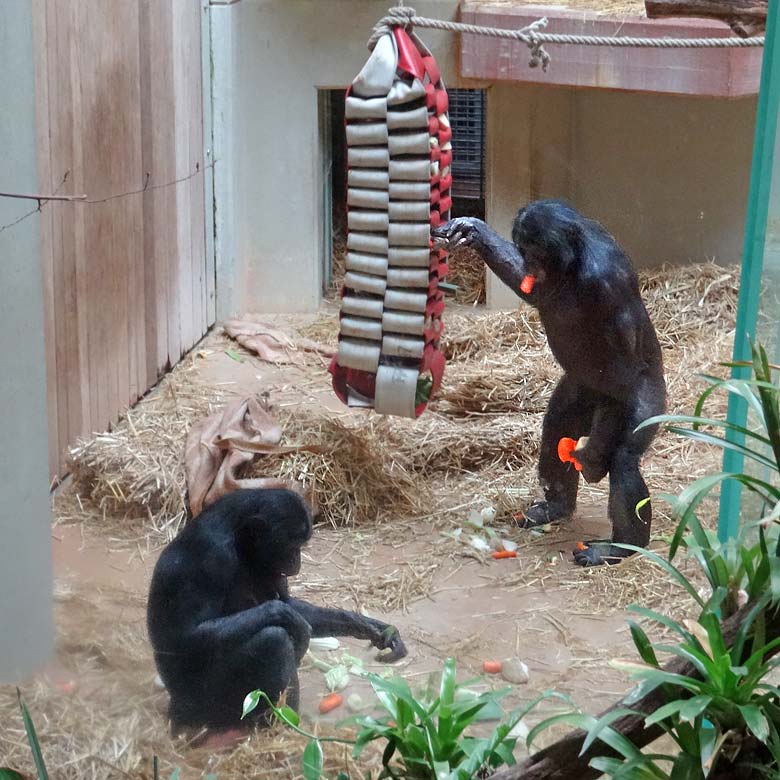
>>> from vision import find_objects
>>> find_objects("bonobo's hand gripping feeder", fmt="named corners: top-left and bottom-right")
top-left (329, 24), bottom-right (452, 418)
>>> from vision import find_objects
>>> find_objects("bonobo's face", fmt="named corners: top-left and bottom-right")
top-left (280, 544), bottom-right (303, 576)
top-left (512, 200), bottom-right (580, 285)
top-left (515, 242), bottom-right (549, 284)
top-left (242, 488), bottom-right (313, 578)
top-left (273, 500), bottom-right (312, 577)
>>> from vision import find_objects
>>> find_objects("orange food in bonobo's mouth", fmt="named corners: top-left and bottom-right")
top-left (483, 660), bottom-right (503, 674)
top-left (520, 274), bottom-right (535, 294)
top-left (318, 693), bottom-right (344, 714)
top-left (492, 550), bottom-right (517, 560)
top-left (575, 541), bottom-right (588, 552)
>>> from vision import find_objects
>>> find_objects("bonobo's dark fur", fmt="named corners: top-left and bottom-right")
top-left (434, 200), bottom-right (666, 566)
top-left (147, 488), bottom-right (406, 733)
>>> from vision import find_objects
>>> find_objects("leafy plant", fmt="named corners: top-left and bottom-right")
top-left (637, 341), bottom-right (780, 616)
top-left (244, 658), bottom-right (555, 780)
top-left (528, 343), bottom-right (780, 778)
top-left (0, 690), bottom-right (49, 780)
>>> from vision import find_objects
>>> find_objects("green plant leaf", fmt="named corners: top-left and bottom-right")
top-left (527, 712), bottom-right (644, 761)
top-left (580, 708), bottom-right (638, 755)
top-left (277, 705), bottom-right (301, 728)
top-left (17, 691), bottom-right (48, 780)
top-left (679, 695), bottom-right (713, 723)
top-left (629, 621), bottom-right (660, 667)
top-left (670, 752), bottom-right (700, 780)
top-left (242, 690), bottom-right (262, 718)
top-left (664, 426), bottom-right (779, 472)
top-left (368, 675), bottom-right (428, 721)
top-left (616, 548), bottom-right (704, 608)
top-left (302, 740), bottom-right (324, 780)
top-left (0, 771), bottom-right (27, 780)
top-left (433, 760), bottom-right (452, 780)
top-left (739, 703), bottom-right (770, 742)
top-left (437, 658), bottom-right (457, 742)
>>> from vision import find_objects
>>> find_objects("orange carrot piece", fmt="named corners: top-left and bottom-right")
top-left (319, 693), bottom-right (344, 714)
top-left (520, 274), bottom-right (536, 294)
top-left (575, 541), bottom-right (588, 551)
top-left (492, 550), bottom-right (517, 560)
top-left (557, 437), bottom-right (583, 472)
top-left (483, 660), bottom-right (503, 674)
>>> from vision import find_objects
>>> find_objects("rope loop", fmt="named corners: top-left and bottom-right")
top-left (367, 6), bottom-right (416, 50)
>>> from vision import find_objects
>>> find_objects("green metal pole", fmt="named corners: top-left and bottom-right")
top-left (718, 12), bottom-right (780, 542)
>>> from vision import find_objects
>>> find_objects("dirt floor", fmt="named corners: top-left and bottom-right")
top-left (0, 263), bottom-right (737, 779)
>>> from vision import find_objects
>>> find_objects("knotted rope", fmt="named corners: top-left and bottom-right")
top-left (367, 5), bottom-right (764, 72)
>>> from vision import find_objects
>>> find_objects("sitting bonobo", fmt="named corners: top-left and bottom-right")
top-left (433, 200), bottom-right (666, 567)
top-left (147, 488), bottom-right (406, 736)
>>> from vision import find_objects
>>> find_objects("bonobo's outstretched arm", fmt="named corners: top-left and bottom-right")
top-left (287, 598), bottom-right (407, 662)
top-left (433, 218), bottom-right (530, 302)
top-left (194, 600), bottom-right (312, 661)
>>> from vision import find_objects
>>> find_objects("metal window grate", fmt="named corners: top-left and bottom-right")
top-left (449, 89), bottom-right (486, 200)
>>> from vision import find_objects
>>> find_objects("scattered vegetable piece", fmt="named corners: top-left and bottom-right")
top-left (470, 535), bottom-right (492, 553)
top-left (557, 437), bottom-right (583, 471)
top-left (520, 274), bottom-right (535, 294)
top-left (483, 660), bottom-right (502, 674)
top-left (492, 550), bottom-right (517, 560)
top-left (310, 637), bottom-right (340, 651)
top-left (318, 693), bottom-right (344, 714)
top-left (575, 541), bottom-right (588, 551)
top-left (480, 506), bottom-right (497, 523)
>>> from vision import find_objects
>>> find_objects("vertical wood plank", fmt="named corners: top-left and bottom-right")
top-left (172, 0), bottom-right (194, 360)
top-left (201, 0), bottom-right (217, 328)
top-left (32, 0), bottom-right (59, 479)
top-left (189, 0), bottom-right (207, 341)
top-left (39, 0), bottom-right (208, 477)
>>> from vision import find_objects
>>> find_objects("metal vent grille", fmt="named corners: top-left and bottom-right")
top-left (449, 89), bottom-right (485, 200)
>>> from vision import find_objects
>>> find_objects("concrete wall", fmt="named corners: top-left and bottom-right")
top-left (211, 1), bottom-right (756, 313)
top-left (211, 0), bottom-right (464, 315)
top-left (0, 0), bottom-right (53, 680)
top-left (486, 84), bottom-right (756, 308)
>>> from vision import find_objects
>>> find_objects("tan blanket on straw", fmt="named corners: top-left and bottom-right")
top-left (184, 395), bottom-right (318, 518)
top-left (222, 320), bottom-right (335, 364)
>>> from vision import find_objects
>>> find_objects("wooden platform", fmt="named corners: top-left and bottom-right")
top-left (460, 2), bottom-right (762, 96)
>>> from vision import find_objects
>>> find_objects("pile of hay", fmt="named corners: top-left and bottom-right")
top-left (67, 355), bottom-right (227, 541)
top-left (446, 246), bottom-right (486, 305)
top-left (65, 262), bottom-right (739, 545)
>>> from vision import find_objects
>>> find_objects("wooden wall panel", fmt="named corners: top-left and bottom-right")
top-left (35, 0), bottom-right (213, 478)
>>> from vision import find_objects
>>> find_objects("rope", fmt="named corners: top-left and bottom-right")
top-left (367, 5), bottom-right (764, 72)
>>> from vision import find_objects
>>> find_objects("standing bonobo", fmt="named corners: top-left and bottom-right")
top-left (147, 488), bottom-right (406, 735)
top-left (433, 200), bottom-right (666, 566)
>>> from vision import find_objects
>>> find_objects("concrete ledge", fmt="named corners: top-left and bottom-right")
top-left (460, 3), bottom-right (762, 96)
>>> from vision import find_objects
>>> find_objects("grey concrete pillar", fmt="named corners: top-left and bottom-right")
top-left (0, 0), bottom-right (53, 681)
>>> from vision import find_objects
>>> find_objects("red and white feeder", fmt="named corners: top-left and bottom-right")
top-left (329, 25), bottom-right (451, 418)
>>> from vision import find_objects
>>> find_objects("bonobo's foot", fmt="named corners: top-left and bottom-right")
top-left (573, 540), bottom-right (635, 567)
top-left (519, 500), bottom-right (573, 529)
top-left (195, 727), bottom-right (248, 750)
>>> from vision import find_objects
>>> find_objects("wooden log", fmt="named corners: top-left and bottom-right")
top-left (489, 603), bottom-right (780, 780)
top-left (644, 0), bottom-right (767, 36)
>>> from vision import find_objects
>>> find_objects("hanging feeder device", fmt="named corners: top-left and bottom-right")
top-left (329, 21), bottom-right (452, 419)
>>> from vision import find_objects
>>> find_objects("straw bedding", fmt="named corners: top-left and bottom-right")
top-left (1, 262), bottom-right (739, 779)
top-left (66, 262), bottom-right (738, 544)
